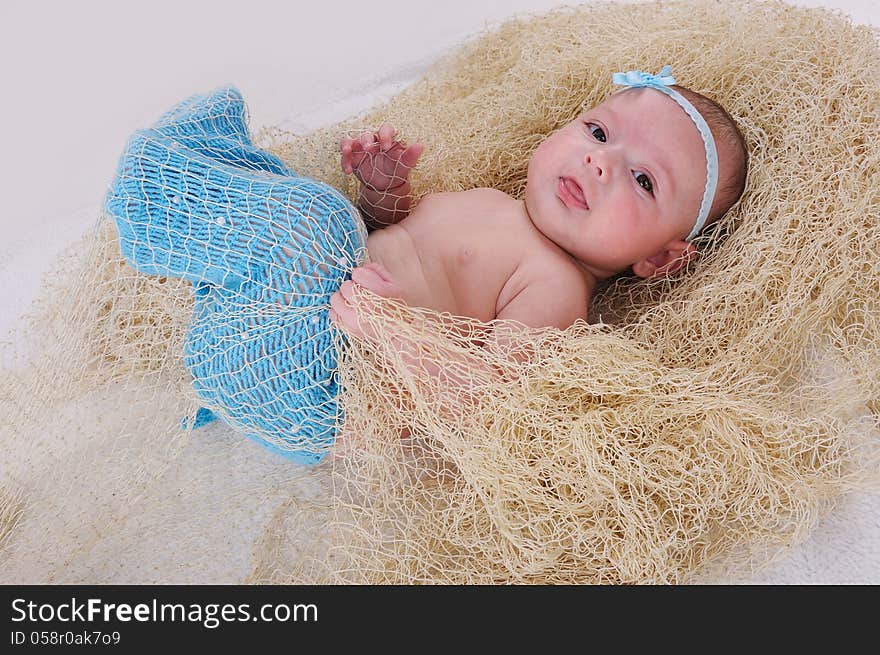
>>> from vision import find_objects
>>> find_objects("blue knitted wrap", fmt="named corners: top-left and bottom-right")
top-left (105, 87), bottom-right (367, 464)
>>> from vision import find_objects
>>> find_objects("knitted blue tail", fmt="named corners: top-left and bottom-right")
top-left (105, 87), bottom-right (366, 464)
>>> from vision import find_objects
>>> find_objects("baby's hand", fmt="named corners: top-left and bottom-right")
top-left (349, 261), bottom-right (401, 299)
top-left (329, 262), bottom-right (401, 341)
top-left (340, 123), bottom-right (423, 193)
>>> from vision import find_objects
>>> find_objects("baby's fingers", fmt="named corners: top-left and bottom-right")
top-left (377, 122), bottom-right (397, 151)
top-left (340, 138), bottom-right (355, 174)
top-left (342, 139), bottom-right (370, 175)
top-left (400, 142), bottom-right (424, 170)
top-left (329, 287), bottom-right (363, 338)
top-left (358, 131), bottom-right (377, 149)
top-left (351, 263), bottom-right (398, 298)
top-left (357, 132), bottom-right (381, 164)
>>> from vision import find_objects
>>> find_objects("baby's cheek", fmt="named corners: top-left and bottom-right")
top-left (605, 196), bottom-right (646, 246)
top-left (527, 140), bottom-right (555, 172)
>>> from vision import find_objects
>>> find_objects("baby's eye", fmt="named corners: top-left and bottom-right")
top-left (585, 122), bottom-right (606, 143)
top-left (634, 171), bottom-right (654, 195)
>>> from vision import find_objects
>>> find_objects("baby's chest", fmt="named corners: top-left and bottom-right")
top-left (419, 208), bottom-right (529, 319)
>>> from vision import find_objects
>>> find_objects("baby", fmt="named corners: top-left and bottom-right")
top-left (105, 67), bottom-right (748, 464)
top-left (330, 67), bottom-right (748, 340)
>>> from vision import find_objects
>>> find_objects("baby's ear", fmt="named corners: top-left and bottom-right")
top-left (631, 240), bottom-right (696, 279)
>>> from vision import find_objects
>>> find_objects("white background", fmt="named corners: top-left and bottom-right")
top-left (0, 0), bottom-right (877, 582)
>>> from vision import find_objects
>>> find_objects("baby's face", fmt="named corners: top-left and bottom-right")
top-left (524, 88), bottom-right (707, 278)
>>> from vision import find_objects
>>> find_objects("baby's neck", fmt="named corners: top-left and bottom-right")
top-left (517, 199), bottom-right (600, 297)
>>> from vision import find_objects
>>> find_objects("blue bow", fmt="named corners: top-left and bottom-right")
top-left (612, 65), bottom-right (676, 89)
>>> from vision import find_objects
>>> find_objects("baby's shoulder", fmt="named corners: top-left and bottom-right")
top-left (528, 254), bottom-right (591, 306)
top-left (419, 187), bottom-right (514, 210)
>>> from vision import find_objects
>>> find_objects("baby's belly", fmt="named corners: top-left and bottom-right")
top-left (365, 224), bottom-right (456, 313)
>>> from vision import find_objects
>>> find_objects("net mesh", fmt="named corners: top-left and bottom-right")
top-left (2, 0), bottom-right (879, 584)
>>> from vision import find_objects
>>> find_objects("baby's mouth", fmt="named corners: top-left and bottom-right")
top-left (557, 177), bottom-right (589, 210)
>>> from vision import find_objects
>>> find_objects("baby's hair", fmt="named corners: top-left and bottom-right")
top-left (672, 85), bottom-right (749, 225)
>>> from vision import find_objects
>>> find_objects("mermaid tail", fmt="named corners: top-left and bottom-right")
top-left (185, 285), bottom-right (342, 463)
top-left (105, 87), bottom-right (367, 463)
top-left (106, 128), bottom-right (362, 294)
top-left (153, 86), bottom-right (291, 176)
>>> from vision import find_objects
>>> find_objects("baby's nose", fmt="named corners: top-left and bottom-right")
top-left (584, 153), bottom-right (606, 180)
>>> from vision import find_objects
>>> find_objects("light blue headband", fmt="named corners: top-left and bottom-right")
top-left (611, 65), bottom-right (718, 241)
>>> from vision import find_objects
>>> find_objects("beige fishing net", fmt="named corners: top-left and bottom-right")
top-left (2, 0), bottom-right (879, 584)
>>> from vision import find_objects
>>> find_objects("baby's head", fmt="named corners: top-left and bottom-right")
top-left (525, 66), bottom-right (748, 280)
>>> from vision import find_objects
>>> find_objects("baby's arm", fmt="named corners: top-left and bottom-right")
top-left (329, 266), bottom-right (588, 419)
top-left (340, 123), bottom-right (423, 231)
top-left (493, 277), bottom-right (589, 331)
top-left (330, 270), bottom-right (501, 416)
